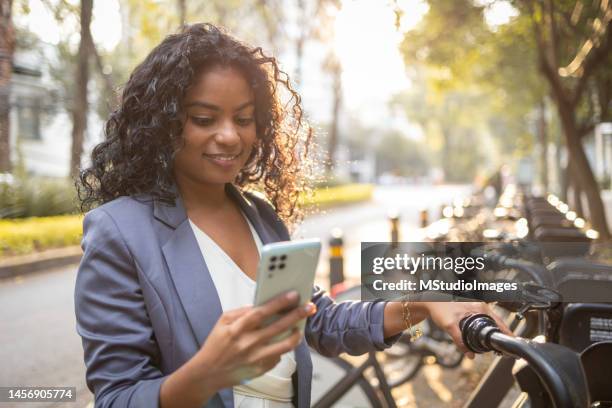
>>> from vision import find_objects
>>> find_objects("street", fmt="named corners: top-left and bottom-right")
top-left (0, 184), bottom-right (471, 408)
top-left (296, 184), bottom-right (472, 286)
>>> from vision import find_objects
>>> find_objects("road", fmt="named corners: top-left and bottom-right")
top-left (295, 184), bottom-right (472, 286)
top-left (0, 184), bottom-right (471, 408)
top-left (0, 266), bottom-right (91, 408)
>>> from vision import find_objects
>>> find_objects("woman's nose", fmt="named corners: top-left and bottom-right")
top-left (215, 120), bottom-right (240, 146)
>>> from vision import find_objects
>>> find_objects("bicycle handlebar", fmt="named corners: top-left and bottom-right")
top-left (459, 314), bottom-right (589, 408)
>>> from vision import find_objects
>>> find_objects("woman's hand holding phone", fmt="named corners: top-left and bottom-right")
top-left (160, 290), bottom-right (316, 408)
top-left (161, 291), bottom-right (315, 407)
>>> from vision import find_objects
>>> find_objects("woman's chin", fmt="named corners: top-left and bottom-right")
top-left (198, 170), bottom-right (242, 186)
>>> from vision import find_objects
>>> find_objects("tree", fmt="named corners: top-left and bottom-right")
top-left (375, 131), bottom-right (430, 177)
top-left (177, 0), bottom-right (186, 26)
top-left (0, 0), bottom-right (14, 172)
top-left (399, 0), bottom-right (612, 237)
top-left (392, 65), bottom-right (494, 183)
top-left (323, 52), bottom-right (341, 172)
top-left (398, 1), bottom-right (515, 181)
top-left (516, 0), bottom-right (612, 238)
top-left (69, 0), bottom-right (92, 179)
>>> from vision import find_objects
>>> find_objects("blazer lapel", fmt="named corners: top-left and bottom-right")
top-left (226, 184), bottom-right (279, 244)
top-left (155, 184), bottom-right (297, 408)
top-left (157, 195), bottom-right (223, 348)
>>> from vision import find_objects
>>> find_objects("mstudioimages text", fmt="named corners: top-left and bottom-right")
top-left (372, 279), bottom-right (519, 293)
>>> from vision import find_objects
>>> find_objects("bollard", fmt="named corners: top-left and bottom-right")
top-left (328, 228), bottom-right (344, 291)
top-left (389, 211), bottom-right (400, 247)
top-left (420, 209), bottom-right (429, 228)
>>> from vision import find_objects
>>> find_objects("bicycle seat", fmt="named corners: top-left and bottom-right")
top-left (548, 259), bottom-right (612, 302)
top-left (521, 341), bottom-right (590, 408)
top-left (559, 303), bottom-right (612, 351)
top-left (581, 341), bottom-right (612, 405)
top-left (534, 226), bottom-right (589, 241)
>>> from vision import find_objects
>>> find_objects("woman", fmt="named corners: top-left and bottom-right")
top-left (75, 23), bottom-right (509, 408)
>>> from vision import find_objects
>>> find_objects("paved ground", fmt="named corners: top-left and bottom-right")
top-left (0, 266), bottom-right (91, 408)
top-left (1, 184), bottom-right (492, 408)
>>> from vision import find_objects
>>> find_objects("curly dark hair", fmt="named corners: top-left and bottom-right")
top-left (77, 23), bottom-right (314, 226)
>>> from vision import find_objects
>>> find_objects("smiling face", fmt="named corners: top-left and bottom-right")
top-left (173, 65), bottom-right (257, 189)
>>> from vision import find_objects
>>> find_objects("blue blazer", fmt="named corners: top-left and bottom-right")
top-left (74, 183), bottom-right (396, 408)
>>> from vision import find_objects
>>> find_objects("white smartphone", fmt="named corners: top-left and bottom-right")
top-left (253, 238), bottom-right (321, 338)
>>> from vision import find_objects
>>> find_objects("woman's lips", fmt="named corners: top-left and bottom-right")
top-left (202, 152), bottom-right (241, 167)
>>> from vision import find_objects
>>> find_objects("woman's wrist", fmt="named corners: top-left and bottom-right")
top-left (160, 353), bottom-right (219, 408)
top-left (383, 301), bottom-right (429, 338)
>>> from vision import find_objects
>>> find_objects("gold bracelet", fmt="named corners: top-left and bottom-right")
top-left (401, 299), bottom-right (423, 341)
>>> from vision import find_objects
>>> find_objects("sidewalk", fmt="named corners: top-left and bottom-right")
top-left (0, 245), bottom-right (82, 279)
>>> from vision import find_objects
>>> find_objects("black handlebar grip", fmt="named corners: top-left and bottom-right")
top-left (460, 314), bottom-right (500, 354)
top-left (459, 315), bottom-right (471, 332)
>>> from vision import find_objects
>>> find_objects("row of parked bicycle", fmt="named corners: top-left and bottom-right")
top-left (309, 184), bottom-right (612, 407)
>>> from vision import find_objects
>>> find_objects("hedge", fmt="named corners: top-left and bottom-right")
top-left (0, 184), bottom-right (373, 257)
top-left (0, 214), bottom-right (83, 256)
top-left (300, 183), bottom-right (374, 207)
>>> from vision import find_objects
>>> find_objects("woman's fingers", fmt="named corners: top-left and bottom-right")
top-left (444, 322), bottom-right (472, 356)
top-left (235, 302), bottom-right (313, 354)
top-left (255, 302), bottom-right (314, 342)
top-left (455, 303), bottom-right (511, 357)
top-left (427, 301), bottom-right (507, 359)
top-left (489, 308), bottom-right (514, 336)
top-left (248, 328), bottom-right (302, 363)
top-left (232, 291), bottom-right (300, 334)
top-left (220, 306), bottom-right (253, 324)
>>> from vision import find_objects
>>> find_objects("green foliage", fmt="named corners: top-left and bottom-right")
top-left (396, 0), bottom-right (555, 181)
top-left (375, 131), bottom-right (430, 177)
top-left (401, 0), bottom-right (489, 91)
top-left (0, 176), bottom-right (79, 219)
top-left (391, 68), bottom-right (492, 182)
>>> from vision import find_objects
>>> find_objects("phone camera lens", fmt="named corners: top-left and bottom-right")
top-left (271, 256), bottom-right (277, 262)
top-left (280, 255), bottom-right (287, 261)
top-left (269, 264), bottom-right (276, 270)
top-left (279, 263), bottom-right (285, 269)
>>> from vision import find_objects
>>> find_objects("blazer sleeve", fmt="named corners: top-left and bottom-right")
top-left (306, 286), bottom-right (401, 357)
top-left (74, 208), bottom-right (166, 408)
top-left (248, 192), bottom-right (401, 357)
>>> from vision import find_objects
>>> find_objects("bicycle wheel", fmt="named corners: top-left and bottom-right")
top-left (311, 349), bottom-right (383, 408)
top-left (375, 336), bottom-right (424, 387)
top-left (425, 321), bottom-right (464, 368)
top-left (333, 285), bottom-right (423, 385)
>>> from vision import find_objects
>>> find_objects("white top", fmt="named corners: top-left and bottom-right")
top-left (189, 215), bottom-right (296, 408)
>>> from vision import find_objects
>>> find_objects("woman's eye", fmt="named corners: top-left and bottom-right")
top-left (236, 117), bottom-right (255, 126)
top-left (191, 116), bottom-right (214, 126)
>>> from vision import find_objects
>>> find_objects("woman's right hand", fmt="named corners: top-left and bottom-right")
top-left (193, 290), bottom-right (315, 392)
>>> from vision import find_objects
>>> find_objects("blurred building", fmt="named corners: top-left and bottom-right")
top-left (9, 46), bottom-right (102, 178)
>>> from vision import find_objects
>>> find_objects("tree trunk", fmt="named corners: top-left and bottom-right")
top-left (0, 0), bottom-right (14, 173)
top-left (295, 0), bottom-right (306, 86)
top-left (177, 0), bottom-right (186, 26)
top-left (325, 55), bottom-right (341, 172)
top-left (561, 157), bottom-right (569, 203)
top-left (558, 101), bottom-right (610, 238)
top-left (572, 182), bottom-right (584, 218)
top-left (537, 99), bottom-right (548, 191)
top-left (567, 159), bottom-right (584, 217)
top-left (70, 0), bottom-right (92, 179)
top-left (441, 127), bottom-right (451, 182)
